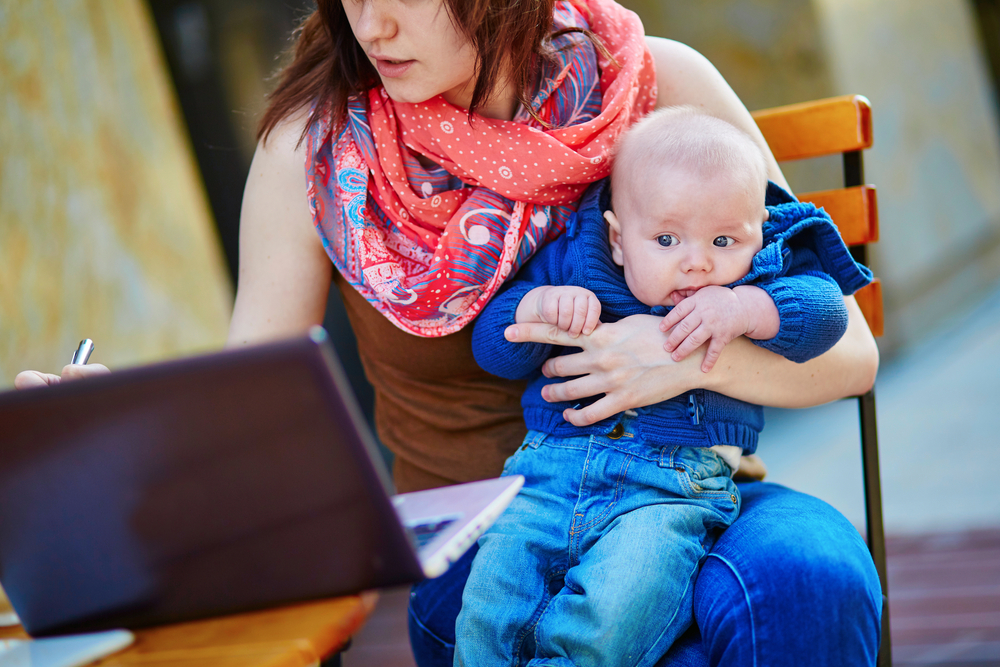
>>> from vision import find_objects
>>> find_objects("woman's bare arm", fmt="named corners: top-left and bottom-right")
top-left (646, 36), bottom-right (789, 191)
top-left (507, 38), bottom-right (879, 426)
top-left (646, 36), bottom-right (879, 398)
top-left (14, 115), bottom-right (329, 387)
top-left (509, 300), bottom-right (876, 426)
top-left (703, 297), bottom-right (878, 406)
top-left (228, 114), bottom-right (332, 347)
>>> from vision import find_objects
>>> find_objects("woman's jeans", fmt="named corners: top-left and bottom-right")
top-left (409, 476), bottom-right (883, 666)
top-left (454, 430), bottom-right (739, 667)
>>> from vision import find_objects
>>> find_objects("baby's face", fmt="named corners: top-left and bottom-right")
top-left (607, 164), bottom-right (766, 308)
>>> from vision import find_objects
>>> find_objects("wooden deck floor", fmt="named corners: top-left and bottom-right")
top-left (342, 528), bottom-right (1000, 666)
top-left (888, 528), bottom-right (1000, 666)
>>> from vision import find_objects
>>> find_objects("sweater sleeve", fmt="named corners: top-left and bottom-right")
top-left (750, 246), bottom-right (849, 363)
top-left (471, 235), bottom-right (570, 380)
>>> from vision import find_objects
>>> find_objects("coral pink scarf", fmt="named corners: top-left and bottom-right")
top-left (306, 0), bottom-right (656, 336)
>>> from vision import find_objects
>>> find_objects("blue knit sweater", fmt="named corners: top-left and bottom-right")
top-left (471, 179), bottom-right (873, 453)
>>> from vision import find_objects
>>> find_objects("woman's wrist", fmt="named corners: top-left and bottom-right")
top-left (697, 297), bottom-right (878, 407)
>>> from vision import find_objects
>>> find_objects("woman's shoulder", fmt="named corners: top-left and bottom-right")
top-left (643, 36), bottom-right (728, 110)
top-left (244, 106), bottom-right (316, 214)
top-left (257, 106), bottom-right (312, 165)
top-left (643, 35), bottom-right (708, 66)
top-left (243, 105), bottom-right (317, 234)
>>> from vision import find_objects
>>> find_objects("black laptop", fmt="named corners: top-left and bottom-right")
top-left (0, 329), bottom-right (521, 636)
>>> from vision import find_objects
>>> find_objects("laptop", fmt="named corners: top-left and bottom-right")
top-left (0, 328), bottom-right (523, 637)
top-left (0, 630), bottom-right (134, 667)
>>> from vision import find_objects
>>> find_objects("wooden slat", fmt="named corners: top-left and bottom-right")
top-left (0, 594), bottom-right (377, 666)
top-left (855, 279), bottom-right (884, 337)
top-left (798, 185), bottom-right (879, 245)
top-left (752, 95), bottom-right (873, 162)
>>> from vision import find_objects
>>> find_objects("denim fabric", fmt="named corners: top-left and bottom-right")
top-left (453, 421), bottom-right (739, 667)
top-left (408, 481), bottom-right (882, 667)
top-left (689, 481), bottom-right (882, 666)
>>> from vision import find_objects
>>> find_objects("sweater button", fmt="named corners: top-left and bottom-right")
top-left (608, 423), bottom-right (625, 439)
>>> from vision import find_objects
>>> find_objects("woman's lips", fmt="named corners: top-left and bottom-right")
top-left (373, 58), bottom-right (415, 78)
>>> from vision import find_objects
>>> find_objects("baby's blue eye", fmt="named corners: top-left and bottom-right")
top-left (657, 235), bottom-right (678, 247)
top-left (713, 236), bottom-right (734, 248)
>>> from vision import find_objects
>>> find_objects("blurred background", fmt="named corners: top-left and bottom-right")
top-left (1, 0), bottom-right (998, 664)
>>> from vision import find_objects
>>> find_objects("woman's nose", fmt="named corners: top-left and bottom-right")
top-left (352, 0), bottom-right (397, 43)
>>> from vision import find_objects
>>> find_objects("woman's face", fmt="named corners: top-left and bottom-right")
top-left (342, 0), bottom-right (483, 112)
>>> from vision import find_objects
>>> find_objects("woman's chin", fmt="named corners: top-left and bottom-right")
top-left (379, 82), bottom-right (436, 106)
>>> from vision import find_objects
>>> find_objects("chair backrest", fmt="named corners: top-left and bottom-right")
top-left (752, 95), bottom-right (891, 667)
top-left (752, 95), bottom-right (883, 335)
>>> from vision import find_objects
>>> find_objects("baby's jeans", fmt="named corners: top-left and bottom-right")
top-left (453, 422), bottom-right (740, 667)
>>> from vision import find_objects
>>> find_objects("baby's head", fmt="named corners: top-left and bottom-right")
top-left (606, 106), bottom-right (769, 308)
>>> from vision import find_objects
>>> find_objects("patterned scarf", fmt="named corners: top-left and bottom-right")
top-left (306, 0), bottom-right (656, 336)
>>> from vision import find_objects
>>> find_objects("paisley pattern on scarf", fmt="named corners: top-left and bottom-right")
top-left (306, 0), bottom-right (656, 336)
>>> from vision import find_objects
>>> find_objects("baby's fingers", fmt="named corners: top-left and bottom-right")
top-left (582, 296), bottom-right (602, 335)
top-left (659, 301), bottom-right (695, 343)
top-left (668, 324), bottom-right (710, 362)
top-left (664, 310), bottom-right (704, 355)
top-left (701, 338), bottom-right (727, 373)
top-left (662, 309), bottom-right (702, 355)
top-left (559, 294), bottom-right (601, 336)
top-left (556, 295), bottom-right (581, 334)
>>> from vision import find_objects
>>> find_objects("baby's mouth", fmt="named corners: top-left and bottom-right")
top-left (670, 288), bottom-right (701, 302)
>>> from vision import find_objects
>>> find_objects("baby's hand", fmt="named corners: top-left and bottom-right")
top-left (659, 286), bottom-right (751, 372)
top-left (516, 286), bottom-right (602, 337)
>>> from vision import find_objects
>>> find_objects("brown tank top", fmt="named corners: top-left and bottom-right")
top-left (333, 273), bottom-right (528, 493)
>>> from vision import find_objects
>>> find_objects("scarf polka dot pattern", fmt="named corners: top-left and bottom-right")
top-left (307, 0), bottom-right (656, 337)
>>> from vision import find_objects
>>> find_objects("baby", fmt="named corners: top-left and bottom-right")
top-left (457, 107), bottom-right (872, 667)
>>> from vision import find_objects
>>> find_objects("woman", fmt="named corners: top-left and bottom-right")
top-left (18, 0), bottom-right (882, 664)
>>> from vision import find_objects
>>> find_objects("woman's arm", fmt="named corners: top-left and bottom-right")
top-left (228, 113), bottom-right (332, 347)
top-left (508, 299), bottom-right (876, 426)
top-left (14, 114), bottom-right (328, 387)
top-left (644, 36), bottom-right (878, 394)
top-left (507, 38), bottom-right (879, 426)
top-left (646, 36), bottom-right (790, 191)
top-left (703, 296), bottom-right (878, 404)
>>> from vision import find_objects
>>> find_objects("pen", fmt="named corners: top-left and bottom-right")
top-left (71, 339), bottom-right (95, 365)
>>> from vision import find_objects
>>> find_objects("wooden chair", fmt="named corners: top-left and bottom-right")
top-left (752, 95), bottom-right (890, 667)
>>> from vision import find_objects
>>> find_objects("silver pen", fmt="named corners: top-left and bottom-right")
top-left (71, 339), bottom-right (95, 365)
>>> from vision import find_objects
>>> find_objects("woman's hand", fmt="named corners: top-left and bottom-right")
top-left (505, 314), bottom-right (705, 426)
top-left (14, 364), bottom-right (111, 389)
top-left (508, 297), bottom-right (878, 423)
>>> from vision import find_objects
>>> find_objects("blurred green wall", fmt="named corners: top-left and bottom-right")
top-left (0, 0), bottom-right (232, 386)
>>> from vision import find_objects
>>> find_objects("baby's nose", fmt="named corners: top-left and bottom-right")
top-left (681, 246), bottom-right (712, 272)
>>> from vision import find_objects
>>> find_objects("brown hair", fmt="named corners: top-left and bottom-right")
top-left (257, 0), bottom-right (601, 144)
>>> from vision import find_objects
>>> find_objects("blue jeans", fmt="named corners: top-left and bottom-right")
top-left (409, 476), bottom-right (883, 666)
top-left (454, 428), bottom-right (739, 667)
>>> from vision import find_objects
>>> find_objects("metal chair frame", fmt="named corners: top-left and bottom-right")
top-left (753, 95), bottom-right (891, 666)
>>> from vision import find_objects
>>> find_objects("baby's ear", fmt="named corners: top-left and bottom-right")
top-left (603, 210), bottom-right (625, 267)
top-left (763, 208), bottom-right (770, 222)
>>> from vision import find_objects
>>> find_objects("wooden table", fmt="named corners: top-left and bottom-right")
top-left (0, 593), bottom-right (377, 667)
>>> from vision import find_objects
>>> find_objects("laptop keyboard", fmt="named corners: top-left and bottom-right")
top-left (408, 518), bottom-right (457, 550)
